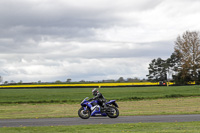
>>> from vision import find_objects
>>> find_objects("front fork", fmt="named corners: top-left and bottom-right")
top-left (83, 106), bottom-right (89, 114)
top-left (83, 107), bottom-right (87, 111)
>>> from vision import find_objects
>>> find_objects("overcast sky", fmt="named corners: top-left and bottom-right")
top-left (0, 0), bottom-right (200, 83)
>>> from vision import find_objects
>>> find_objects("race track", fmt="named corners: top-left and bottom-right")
top-left (1, 114), bottom-right (200, 127)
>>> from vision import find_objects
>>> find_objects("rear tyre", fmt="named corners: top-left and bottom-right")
top-left (78, 107), bottom-right (91, 119)
top-left (106, 106), bottom-right (119, 118)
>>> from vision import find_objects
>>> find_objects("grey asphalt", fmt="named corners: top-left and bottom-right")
top-left (0, 114), bottom-right (200, 127)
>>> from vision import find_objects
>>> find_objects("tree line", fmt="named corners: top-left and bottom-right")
top-left (146, 31), bottom-right (200, 84)
top-left (0, 77), bottom-right (148, 85)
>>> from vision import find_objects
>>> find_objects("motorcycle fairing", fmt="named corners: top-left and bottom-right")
top-left (81, 99), bottom-right (107, 116)
top-left (106, 100), bottom-right (118, 108)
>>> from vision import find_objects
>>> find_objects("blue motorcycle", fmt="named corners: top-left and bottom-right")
top-left (78, 97), bottom-right (119, 119)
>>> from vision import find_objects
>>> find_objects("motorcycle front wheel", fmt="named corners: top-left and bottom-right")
top-left (106, 106), bottom-right (119, 118)
top-left (78, 107), bottom-right (91, 119)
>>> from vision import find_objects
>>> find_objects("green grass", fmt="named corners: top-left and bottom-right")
top-left (1, 122), bottom-right (200, 133)
top-left (0, 97), bottom-right (200, 119)
top-left (0, 86), bottom-right (200, 104)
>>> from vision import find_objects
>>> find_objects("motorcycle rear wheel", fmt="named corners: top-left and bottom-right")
top-left (106, 106), bottom-right (119, 118)
top-left (78, 107), bottom-right (91, 119)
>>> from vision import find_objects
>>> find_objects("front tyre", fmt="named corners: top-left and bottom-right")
top-left (78, 107), bottom-right (91, 119)
top-left (106, 106), bottom-right (119, 118)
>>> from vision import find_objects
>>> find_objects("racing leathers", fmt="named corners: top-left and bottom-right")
top-left (89, 92), bottom-right (107, 110)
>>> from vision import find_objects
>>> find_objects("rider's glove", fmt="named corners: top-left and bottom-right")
top-left (88, 98), bottom-right (93, 101)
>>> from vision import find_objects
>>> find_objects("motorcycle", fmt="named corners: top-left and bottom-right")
top-left (78, 97), bottom-right (119, 119)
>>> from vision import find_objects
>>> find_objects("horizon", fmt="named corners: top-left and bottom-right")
top-left (1, 0), bottom-right (200, 82)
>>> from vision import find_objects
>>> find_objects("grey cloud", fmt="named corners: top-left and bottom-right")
top-left (0, 1), bottom-right (119, 28)
top-left (65, 41), bottom-right (174, 59)
top-left (0, 0), bottom-right (162, 39)
top-left (0, 0), bottom-right (199, 82)
top-left (11, 40), bottom-right (173, 61)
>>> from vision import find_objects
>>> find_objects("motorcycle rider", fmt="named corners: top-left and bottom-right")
top-left (89, 88), bottom-right (107, 111)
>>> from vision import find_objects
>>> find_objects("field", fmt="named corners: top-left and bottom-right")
top-left (0, 85), bottom-right (200, 132)
top-left (0, 86), bottom-right (200, 103)
top-left (1, 122), bottom-right (200, 133)
top-left (0, 86), bottom-right (200, 119)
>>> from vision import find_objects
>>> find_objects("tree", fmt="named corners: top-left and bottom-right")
top-left (165, 52), bottom-right (181, 81)
top-left (117, 77), bottom-right (125, 82)
top-left (147, 31), bottom-right (200, 84)
top-left (55, 80), bottom-right (62, 84)
top-left (146, 58), bottom-right (168, 81)
top-left (79, 80), bottom-right (85, 83)
top-left (174, 31), bottom-right (200, 82)
top-left (127, 77), bottom-right (140, 82)
top-left (66, 79), bottom-right (72, 83)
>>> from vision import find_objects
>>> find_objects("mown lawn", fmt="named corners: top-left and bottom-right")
top-left (1, 122), bottom-right (200, 133)
top-left (0, 86), bottom-right (200, 103)
top-left (0, 97), bottom-right (200, 119)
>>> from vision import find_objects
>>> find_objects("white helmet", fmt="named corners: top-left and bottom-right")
top-left (92, 88), bottom-right (98, 96)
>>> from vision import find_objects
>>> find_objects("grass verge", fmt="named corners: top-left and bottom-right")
top-left (1, 122), bottom-right (200, 133)
top-left (0, 97), bottom-right (200, 119)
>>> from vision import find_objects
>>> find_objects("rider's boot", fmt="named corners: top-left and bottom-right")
top-left (101, 103), bottom-right (108, 112)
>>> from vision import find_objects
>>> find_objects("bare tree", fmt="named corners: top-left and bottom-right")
top-left (174, 31), bottom-right (200, 81)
